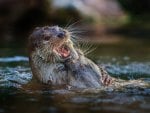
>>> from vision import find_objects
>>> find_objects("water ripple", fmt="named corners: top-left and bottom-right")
top-left (102, 62), bottom-right (150, 79)
top-left (0, 56), bottom-right (28, 62)
top-left (0, 66), bottom-right (32, 88)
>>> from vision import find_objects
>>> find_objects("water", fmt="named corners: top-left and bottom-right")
top-left (0, 38), bottom-right (150, 113)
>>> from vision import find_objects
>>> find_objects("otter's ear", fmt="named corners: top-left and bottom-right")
top-left (29, 27), bottom-right (44, 46)
top-left (35, 27), bottom-right (40, 30)
top-left (28, 34), bottom-right (40, 51)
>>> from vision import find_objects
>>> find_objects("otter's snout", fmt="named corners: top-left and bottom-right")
top-left (57, 32), bottom-right (65, 38)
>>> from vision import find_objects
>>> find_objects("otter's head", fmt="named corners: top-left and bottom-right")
top-left (29, 26), bottom-right (78, 62)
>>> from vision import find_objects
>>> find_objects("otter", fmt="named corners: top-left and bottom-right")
top-left (28, 26), bottom-right (113, 88)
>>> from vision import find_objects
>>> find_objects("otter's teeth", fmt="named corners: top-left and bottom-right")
top-left (54, 45), bottom-right (70, 58)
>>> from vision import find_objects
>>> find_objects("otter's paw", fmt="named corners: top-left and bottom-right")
top-left (54, 64), bottom-right (66, 72)
top-left (99, 66), bottom-right (113, 86)
top-left (101, 74), bottom-right (113, 86)
top-left (57, 65), bottom-right (66, 71)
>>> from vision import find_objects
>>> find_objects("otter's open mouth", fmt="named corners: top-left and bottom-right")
top-left (54, 45), bottom-right (70, 58)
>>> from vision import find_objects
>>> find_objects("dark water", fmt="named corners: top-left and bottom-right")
top-left (0, 38), bottom-right (150, 113)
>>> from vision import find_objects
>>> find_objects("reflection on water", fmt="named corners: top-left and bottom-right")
top-left (0, 38), bottom-right (150, 113)
top-left (0, 56), bottom-right (28, 62)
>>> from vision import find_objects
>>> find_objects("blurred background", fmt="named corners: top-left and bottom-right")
top-left (0, 1), bottom-right (150, 113)
top-left (0, 0), bottom-right (149, 47)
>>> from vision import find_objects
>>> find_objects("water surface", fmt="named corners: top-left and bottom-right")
top-left (0, 38), bottom-right (150, 113)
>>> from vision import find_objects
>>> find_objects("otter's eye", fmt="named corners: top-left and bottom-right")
top-left (44, 36), bottom-right (50, 41)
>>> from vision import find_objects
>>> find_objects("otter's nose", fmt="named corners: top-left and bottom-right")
top-left (57, 32), bottom-right (65, 38)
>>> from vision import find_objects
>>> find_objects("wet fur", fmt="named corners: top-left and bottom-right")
top-left (29, 26), bottom-right (112, 88)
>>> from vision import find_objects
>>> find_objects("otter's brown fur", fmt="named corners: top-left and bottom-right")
top-left (29, 26), bottom-right (112, 88)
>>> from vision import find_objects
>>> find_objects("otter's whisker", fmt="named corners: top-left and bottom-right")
top-left (64, 18), bottom-right (73, 29)
top-left (78, 42), bottom-right (96, 55)
top-left (84, 47), bottom-right (97, 55)
top-left (68, 27), bottom-right (86, 35)
top-left (66, 20), bottom-right (82, 30)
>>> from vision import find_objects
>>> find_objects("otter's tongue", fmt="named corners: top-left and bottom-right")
top-left (56, 45), bottom-right (70, 58)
